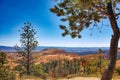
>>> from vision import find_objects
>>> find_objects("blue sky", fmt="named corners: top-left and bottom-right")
top-left (0, 0), bottom-right (119, 47)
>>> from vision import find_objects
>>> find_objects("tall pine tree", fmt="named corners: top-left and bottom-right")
top-left (16, 22), bottom-right (38, 75)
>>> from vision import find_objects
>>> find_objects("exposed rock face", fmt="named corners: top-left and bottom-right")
top-left (40, 48), bottom-right (66, 55)
top-left (34, 48), bottom-right (80, 64)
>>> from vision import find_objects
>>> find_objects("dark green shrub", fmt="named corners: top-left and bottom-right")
top-left (0, 52), bottom-right (7, 65)
top-left (14, 65), bottom-right (26, 77)
top-left (31, 64), bottom-right (43, 76)
top-left (31, 64), bottom-right (48, 79)
top-left (115, 67), bottom-right (120, 75)
top-left (41, 73), bottom-right (48, 80)
top-left (0, 66), bottom-right (16, 80)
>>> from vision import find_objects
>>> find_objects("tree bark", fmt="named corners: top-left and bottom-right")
top-left (27, 36), bottom-right (30, 75)
top-left (101, 2), bottom-right (120, 80)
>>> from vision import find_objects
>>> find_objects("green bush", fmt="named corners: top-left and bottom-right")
top-left (41, 73), bottom-right (48, 80)
top-left (0, 52), bottom-right (7, 65)
top-left (31, 64), bottom-right (43, 76)
top-left (0, 66), bottom-right (16, 80)
top-left (115, 67), bottom-right (120, 75)
top-left (31, 64), bottom-right (48, 79)
top-left (14, 65), bottom-right (26, 77)
top-left (15, 64), bottom-right (48, 79)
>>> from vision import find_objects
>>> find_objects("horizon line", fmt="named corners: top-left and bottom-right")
top-left (0, 45), bottom-right (110, 48)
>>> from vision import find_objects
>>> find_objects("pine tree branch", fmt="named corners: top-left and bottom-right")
top-left (93, 6), bottom-right (110, 17)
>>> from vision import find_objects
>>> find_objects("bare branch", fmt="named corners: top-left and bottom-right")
top-left (115, 12), bottom-right (120, 17)
top-left (119, 32), bottom-right (120, 37)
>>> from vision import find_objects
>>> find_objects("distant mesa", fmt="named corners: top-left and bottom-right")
top-left (38, 48), bottom-right (78, 56)
top-left (34, 48), bottom-right (80, 64)
top-left (40, 48), bottom-right (66, 55)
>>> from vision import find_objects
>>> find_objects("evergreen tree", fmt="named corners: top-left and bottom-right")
top-left (0, 51), bottom-right (7, 66)
top-left (16, 22), bottom-right (38, 75)
top-left (0, 52), bottom-right (16, 80)
top-left (50, 0), bottom-right (120, 80)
